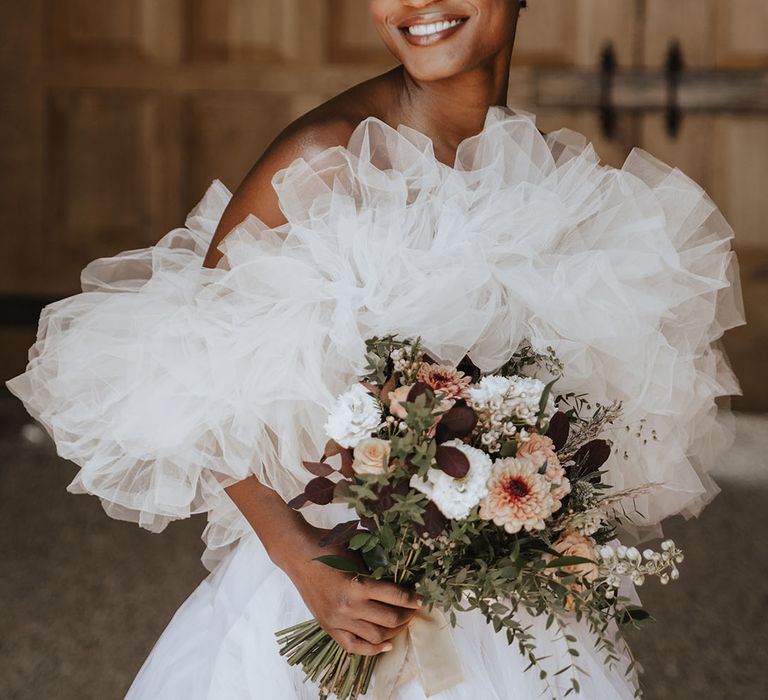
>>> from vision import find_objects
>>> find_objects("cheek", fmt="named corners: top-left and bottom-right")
top-left (368, 0), bottom-right (391, 32)
top-left (369, 0), bottom-right (400, 56)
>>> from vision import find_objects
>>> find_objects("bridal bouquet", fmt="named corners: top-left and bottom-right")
top-left (277, 336), bottom-right (683, 699)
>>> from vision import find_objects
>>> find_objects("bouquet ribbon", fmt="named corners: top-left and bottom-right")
top-left (373, 608), bottom-right (464, 699)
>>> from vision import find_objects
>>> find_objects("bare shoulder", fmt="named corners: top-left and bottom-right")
top-left (201, 72), bottom-right (395, 268)
top-left (202, 116), bottom-right (353, 266)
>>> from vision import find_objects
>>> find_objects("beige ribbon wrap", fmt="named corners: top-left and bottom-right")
top-left (373, 608), bottom-right (464, 699)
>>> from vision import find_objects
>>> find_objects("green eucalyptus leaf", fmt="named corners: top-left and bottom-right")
top-left (312, 555), bottom-right (362, 574)
top-left (543, 556), bottom-right (595, 569)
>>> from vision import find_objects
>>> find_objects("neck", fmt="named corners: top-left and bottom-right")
top-left (390, 51), bottom-right (512, 163)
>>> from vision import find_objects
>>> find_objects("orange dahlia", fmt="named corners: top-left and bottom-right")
top-left (416, 363), bottom-right (471, 401)
top-left (479, 457), bottom-right (558, 533)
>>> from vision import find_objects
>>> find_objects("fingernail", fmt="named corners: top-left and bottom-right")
top-left (383, 643), bottom-right (393, 652)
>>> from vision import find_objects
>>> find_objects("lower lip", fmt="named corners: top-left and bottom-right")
top-left (400, 19), bottom-right (468, 47)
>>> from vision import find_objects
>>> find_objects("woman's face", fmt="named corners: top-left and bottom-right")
top-left (370, 0), bottom-right (521, 81)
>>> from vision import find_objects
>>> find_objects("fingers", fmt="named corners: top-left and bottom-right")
top-left (348, 618), bottom-right (411, 646)
top-left (363, 580), bottom-right (421, 610)
top-left (358, 599), bottom-right (416, 629)
top-left (333, 629), bottom-right (392, 657)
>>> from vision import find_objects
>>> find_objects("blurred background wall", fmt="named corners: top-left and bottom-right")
top-left (0, 0), bottom-right (766, 408)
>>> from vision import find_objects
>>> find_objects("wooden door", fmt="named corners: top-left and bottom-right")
top-left (1, 0), bottom-right (765, 409)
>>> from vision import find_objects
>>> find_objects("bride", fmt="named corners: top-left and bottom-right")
top-left (7, 1), bottom-right (743, 698)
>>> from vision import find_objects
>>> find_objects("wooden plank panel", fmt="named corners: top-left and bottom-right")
top-left (643, 0), bottom-right (716, 68)
top-left (715, 0), bottom-right (768, 68)
top-left (0, 0), bottom-right (44, 295)
top-left (571, 0), bottom-right (640, 68)
top-left (185, 93), bottom-right (292, 205)
top-left (710, 116), bottom-right (768, 248)
top-left (723, 245), bottom-right (768, 412)
top-left (186, 0), bottom-right (299, 62)
top-left (640, 114), bottom-right (768, 248)
top-left (513, 0), bottom-right (579, 65)
top-left (45, 0), bottom-right (182, 63)
top-left (45, 91), bottom-right (177, 292)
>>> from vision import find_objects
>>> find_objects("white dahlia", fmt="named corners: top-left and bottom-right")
top-left (479, 457), bottom-right (558, 533)
top-left (410, 440), bottom-right (492, 520)
top-left (324, 383), bottom-right (383, 449)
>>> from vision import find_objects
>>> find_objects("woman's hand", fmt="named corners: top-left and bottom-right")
top-left (278, 523), bottom-right (420, 656)
top-left (224, 477), bottom-right (419, 656)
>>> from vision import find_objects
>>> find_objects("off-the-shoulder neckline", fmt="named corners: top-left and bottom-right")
top-left (294, 105), bottom-right (552, 174)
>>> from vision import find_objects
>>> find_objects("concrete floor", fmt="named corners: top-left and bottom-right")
top-left (1, 397), bottom-right (767, 700)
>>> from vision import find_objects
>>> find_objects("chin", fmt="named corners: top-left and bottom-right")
top-left (400, 52), bottom-right (471, 81)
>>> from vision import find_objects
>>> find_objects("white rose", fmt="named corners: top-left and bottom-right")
top-left (352, 438), bottom-right (391, 475)
top-left (324, 384), bottom-right (383, 448)
top-left (410, 439), bottom-right (492, 520)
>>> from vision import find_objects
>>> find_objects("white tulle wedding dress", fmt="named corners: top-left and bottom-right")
top-left (7, 106), bottom-right (744, 699)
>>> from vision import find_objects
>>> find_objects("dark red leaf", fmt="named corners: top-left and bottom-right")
top-left (573, 439), bottom-right (611, 470)
top-left (338, 447), bottom-right (355, 478)
top-left (303, 461), bottom-right (336, 477)
top-left (359, 381), bottom-right (380, 396)
top-left (305, 476), bottom-right (337, 505)
top-left (287, 492), bottom-right (308, 510)
top-left (421, 502), bottom-right (448, 538)
top-left (456, 355), bottom-right (482, 382)
top-left (324, 440), bottom-right (355, 478)
top-left (546, 411), bottom-right (570, 451)
top-left (435, 404), bottom-right (478, 443)
top-left (379, 372), bottom-right (400, 404)
top-left (318, 520), bottom-right (361, 547)
top-left (435, 445), bottom-right (470, 478)
top-left (323, 439), bottom-right (342, 459)
top-left (407, 382), bottom-right (433, 403)
top-left (368, 480), bottom-right (409, 515)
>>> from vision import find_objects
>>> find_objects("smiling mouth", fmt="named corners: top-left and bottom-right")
top-left (398, 15), bottom-right (469, 46)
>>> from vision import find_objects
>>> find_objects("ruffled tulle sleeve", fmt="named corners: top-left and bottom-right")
top-left (6, 180), bottom-right (354, 559)
top-left (7, 106), bottom-right (745, 557)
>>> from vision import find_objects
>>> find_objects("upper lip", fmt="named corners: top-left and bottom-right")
top-left (397, 13), bottom-right (469, 29)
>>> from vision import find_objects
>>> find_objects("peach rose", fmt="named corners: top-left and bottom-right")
top-left (352, 438), bottom-right (391, 475)
top-left (551, 530), bottom-right (599, 611)
top-left (553, 530), bottom-right (599, 584)
top-left (388, 384), bottom-right (413, 419)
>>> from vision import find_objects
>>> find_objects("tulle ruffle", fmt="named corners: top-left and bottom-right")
top-left (7, 106), bottom-right (744, 558)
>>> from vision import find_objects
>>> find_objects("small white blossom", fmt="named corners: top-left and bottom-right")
top-left (597, 539), bottom-right (684, 589)
top-left (410, 440), bottom-right (492, 520)
top-left (567, 509), bottom-right (605, 536)
top-left (468, 375), bottom-right (555, 431)
top-left (324, 384), bottom-right (383, 448)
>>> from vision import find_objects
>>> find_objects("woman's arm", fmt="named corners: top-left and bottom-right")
top-left (205, 118), bottom-right (419, 656)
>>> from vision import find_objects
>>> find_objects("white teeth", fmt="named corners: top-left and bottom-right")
top-left (407, 19), bottom-right (463, 37)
